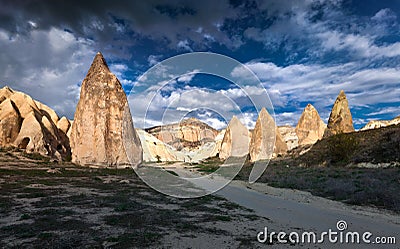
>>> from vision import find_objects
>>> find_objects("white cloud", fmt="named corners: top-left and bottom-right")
top-left (0, 27), bottom-right (95, 119)
top-left (238, 61), bottom-right (400, 124)
top-left (366, 106), bottom-right (400, 116)
top-left (176, 69), bottom-right (199, 83)
top-left (238, 112), bottom-right (257, 129)
top-left (147, 55), bottom-right (163, 66)
top-left (177, 40), bottom-right (193, 52)
top-left (109, 63), bottom-right (129, 78)
top-left (203, 117), bottom-right (227, 130)
top-left (371, 8), bottom-right (397, 22)
top-left (317, 31), bottom-right (400, 58)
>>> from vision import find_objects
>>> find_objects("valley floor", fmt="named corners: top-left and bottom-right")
top-left (0, 150), bottom-right (275, 249)
top-left (0, 149), bottom-right (399, 248)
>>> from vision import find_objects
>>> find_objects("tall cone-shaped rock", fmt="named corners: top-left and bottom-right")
top-left (296, 104), bottom-right (326, 145)
top-left (70, 52), bottom-right (142, 167)
top-left (219, 116), bottom-right (250, 160)
top-left (250, 108), bottom-right (287, 162)
top-left (324, 90), bottom-right (354, 137)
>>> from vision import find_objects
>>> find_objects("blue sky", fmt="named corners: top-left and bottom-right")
top-left (0, 0), bottom-right (399, 129)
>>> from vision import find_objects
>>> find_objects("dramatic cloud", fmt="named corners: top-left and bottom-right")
top-left (0, 0), bottom-right (400, 129)
top-left (0, 27), bottom-right (95, 118)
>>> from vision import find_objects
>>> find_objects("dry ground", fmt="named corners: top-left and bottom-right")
top-left (0, 149), bottom-right (272, 249)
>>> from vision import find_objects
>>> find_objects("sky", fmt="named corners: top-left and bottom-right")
top-left (0, 0), bottom-right (400, 130)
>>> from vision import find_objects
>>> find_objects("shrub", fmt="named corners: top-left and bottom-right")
top-left (327, 133), bottom-right (359, 165)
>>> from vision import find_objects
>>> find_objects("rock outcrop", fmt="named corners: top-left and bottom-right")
top-left (250, 108), bottom-right (287, 162)
top-left (57, 117), bottom-right (71, 134)
top-left (219, 116), bottom-right (250, 160)
top-left (146, 117), bottom-right (218, 151)
top-left (0, 98), bottom-right (21, 145)
top-left (69, 52), bottom-right (142, 168)
top-left (360, 116), bottom-right (400, 131)
top-left (278, 126), bottom-right (298, 150)
top-left (324, 90), bottom-right (354, 137)
top-left (209, 129), bottom-right (226, 157)
top-left (0, 86), bottom-right (70, 159)
top-left (137, 129), bottom-right (185, 162)
top-left (296, 104), bottom-right (326, 145)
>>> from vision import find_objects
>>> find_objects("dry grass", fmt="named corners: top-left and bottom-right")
top-left (0, 150), bottom-right (269, 248)
top-left (236, 161), bottom-right (400, 213)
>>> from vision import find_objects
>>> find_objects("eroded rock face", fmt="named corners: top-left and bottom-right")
top-left (278, 126), bottom-right (298, 150)
top-left (360, 116), bottom-right (400, 131)
top-left (0, 98), bottom-right (22, 145)
top-left (57, 117), bottom-right (71, 134)
top-left (69, 52), bottom-right (142, 168)
top-left (296, 104), bottom-right (326, 145)
top-left (209, 129), bottom-right (226, 157)
top-left (137, 129), bottom-right (185, 162)
top-left (324, 90), bottom-right (354, 137)
top-left (250, 108), bottom-right (287, 162)
top-left (0, 86), bottom-right (70, 159)
top-left (146, 118), bottom-right (218, 151)
top-left (219, 116), bottom-right (250, 160)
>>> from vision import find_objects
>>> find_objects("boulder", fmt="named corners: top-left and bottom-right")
top-left (295, 104), bottom-right (326, 145)
top-left (219, 116), bottom-right (250, 160)
top-left (324, 90), bottom-right (354, 137)
top-left (69, 52), bottom-right (142, 168)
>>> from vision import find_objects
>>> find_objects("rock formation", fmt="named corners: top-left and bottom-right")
top-left (137, 129), bottom-right (185, 162)
top-left (137, 127), bottom-right (226, 163)
top-left (296, 104), bottom-right (326, 145)
top-left (278, 126), bottom-right (298, 150)
top-left (209, 129), bottom-right (226, 157)
top-left (324, 90), bottom-right (354, 137)
top-left (57, 117), bottom-right (71, 134)
top-left (219, 116), bottom-right (250, 160)
top-left (0, 86), bottom-right (70, 159)
top-left (360, 116), bottom-right (400, 131)
top-left (146, 117), bottom-right (218, 151)
top-left (69, 52), bottom-right (142, 168)
top-left (249, 108), bottom-right (288, 162)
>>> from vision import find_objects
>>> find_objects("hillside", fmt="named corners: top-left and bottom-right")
top-left (294, 123), bottom-right (400, 166)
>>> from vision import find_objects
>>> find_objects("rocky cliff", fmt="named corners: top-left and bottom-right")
top-left (145, 117), bottom-right (218, 151)
top-left (360, 116), bottom-right (400, 131)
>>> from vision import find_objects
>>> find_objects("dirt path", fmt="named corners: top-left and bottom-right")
top-left (170, 166), bottom-right (400, 248)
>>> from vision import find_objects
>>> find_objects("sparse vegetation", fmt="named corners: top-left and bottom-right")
top-left (296, 124), bottom-right (400, 166)
top-left (0, 152), bottom-right (266, 248)
top-left (21, 151), bottom-right (51, 162)
top-left (237, 161), bottom-right (400, 213)
top-left (327, 133), bottom-right (359, 165)
top-left (155, 154), bottom-right (161, 163)
top-left (193, 156), bottom-right (222, 173)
